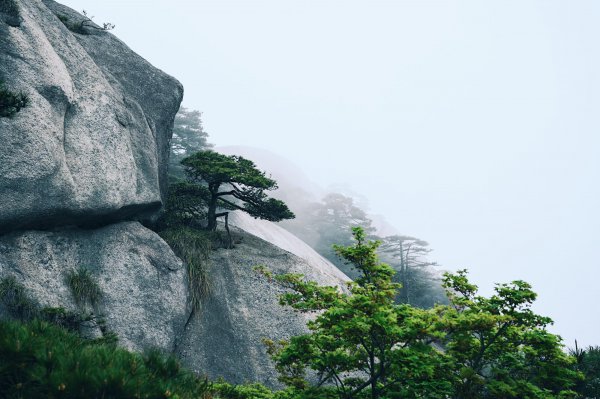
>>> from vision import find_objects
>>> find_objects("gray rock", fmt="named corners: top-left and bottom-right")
top-left (0, 221), bottom-right (191, 352)
top-left (0, 0), bottom-right (183, 233)
top-left (177, 226), bottom-right (349, 387)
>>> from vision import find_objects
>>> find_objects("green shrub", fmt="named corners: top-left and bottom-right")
top-left (65, 267), bottom-right (102, 307)
top-left (160, 227), bottom-right (216, 311)
top-left (0, 81), bottom-right (28, 118)
top-left (0, 319), bottom-right (211, 398)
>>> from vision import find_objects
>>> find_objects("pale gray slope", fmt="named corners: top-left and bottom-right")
top-left (177, 226), bottom-right (349, 386)
top-left (229, 210), bottom-right (349, 283)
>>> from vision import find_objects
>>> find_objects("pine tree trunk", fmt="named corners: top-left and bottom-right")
top-left (207, 191), bottom-right (218, 231)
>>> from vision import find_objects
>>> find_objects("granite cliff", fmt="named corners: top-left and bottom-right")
top-left (0, 0), bottom-right (348, 387)
top-left (0, 0), bottom-right (188, 352)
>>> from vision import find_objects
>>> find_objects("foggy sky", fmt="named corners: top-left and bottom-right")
top-left (61, 0), bottom-right (600, 346)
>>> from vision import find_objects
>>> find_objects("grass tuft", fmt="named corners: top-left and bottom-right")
top-left (0, 276), bottom-right (39, 320)
top-left (160, 227), bottom-right (216, 311)
top-left (65, 267), bottom-right (102, 307)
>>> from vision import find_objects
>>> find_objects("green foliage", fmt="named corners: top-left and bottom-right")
top-left (181, 150), bottom-right (294, 232)
top-left (438, 270), bottom-right (580, 398)
top-left (183, 150), bottom-right (279, 190)
top-left (0, 319), bottom-right (211, 398)
top-left (160, 180), bottom-right (211, 228)
top-left (0, 81), bottom-right (28, 118)
top-left (160, 227), bottom-right (215, 310)
top-left (297, 193), bottom-right (375, 278)
top-left (571, 342), bottom-right (600, 398)
top-left (259, 227), bottom-right (452, 399)
top-left (169, 107), bottom-right (213, 179)
top-left (65, 267), bottom-right (102, 307)
top-left (0, 276), bottom-right (38, 320)
top-left (259, 228), bottom-right (580, 399)
top-left (39, 306), bottom-right (89, 333)
top-left (212, 382), bottom-right (281, 399)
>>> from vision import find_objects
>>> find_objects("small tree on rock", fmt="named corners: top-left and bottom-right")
top-left (181, 150), bottom-right (294, 245)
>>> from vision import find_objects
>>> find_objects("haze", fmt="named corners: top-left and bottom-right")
top-left (61, 0), bottom-right (600, 346)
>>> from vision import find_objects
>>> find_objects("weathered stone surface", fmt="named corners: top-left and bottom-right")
top-left (0, 0), bottom-right (183, 233)
top-left (177, 224), bottom-right (349, 387)
top-left (0, 222), bottom-right (190, 352)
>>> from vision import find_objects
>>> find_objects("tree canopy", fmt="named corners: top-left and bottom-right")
top-left (169, 107), bottom-right (213, 179)
top-left (570, 342), bottom-right (600, 397)
top-left (258, 227), bottom-right (580, 399)
top-left (181, 150), bottom-right (294, 235)
top-left (440, 270), bottom-right (579, 398)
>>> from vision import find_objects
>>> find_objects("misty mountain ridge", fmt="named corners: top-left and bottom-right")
top-left (1, 1), bottom-right (596, 397)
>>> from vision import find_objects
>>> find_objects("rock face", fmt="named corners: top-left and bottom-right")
top-left (177, 223), bottom-right (349, 386)
top-left (0, 1), bottom-right (188, 353)
top-left (0, 222), bottom-right (190, 352)
top-left (0, 0), bottom-right (183, 233)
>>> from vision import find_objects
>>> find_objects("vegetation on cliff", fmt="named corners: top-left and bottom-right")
top-left (1, 229), bottom-right (596, 398)
top-left (180, 150), bottom-right (295, 234)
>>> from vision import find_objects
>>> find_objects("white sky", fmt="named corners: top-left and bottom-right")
top-left (61, 0), bottom-right (600, 347)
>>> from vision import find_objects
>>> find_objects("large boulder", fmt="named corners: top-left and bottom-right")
top-left (177, 220), bottom-right (349, 386)
top-left (0, 0), bottom-right (183, 233)
top-left (0, 221), bottom-right (190, 352)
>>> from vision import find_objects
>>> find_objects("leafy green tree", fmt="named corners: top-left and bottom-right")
top-left (259, 227), bottom-right (452, 399)
top-left (169, 107), bottom-right (213, 179)
top-left (440, 270), bottom-right (580, 398)
top-left (181, 150), bottom-right (294, 238)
